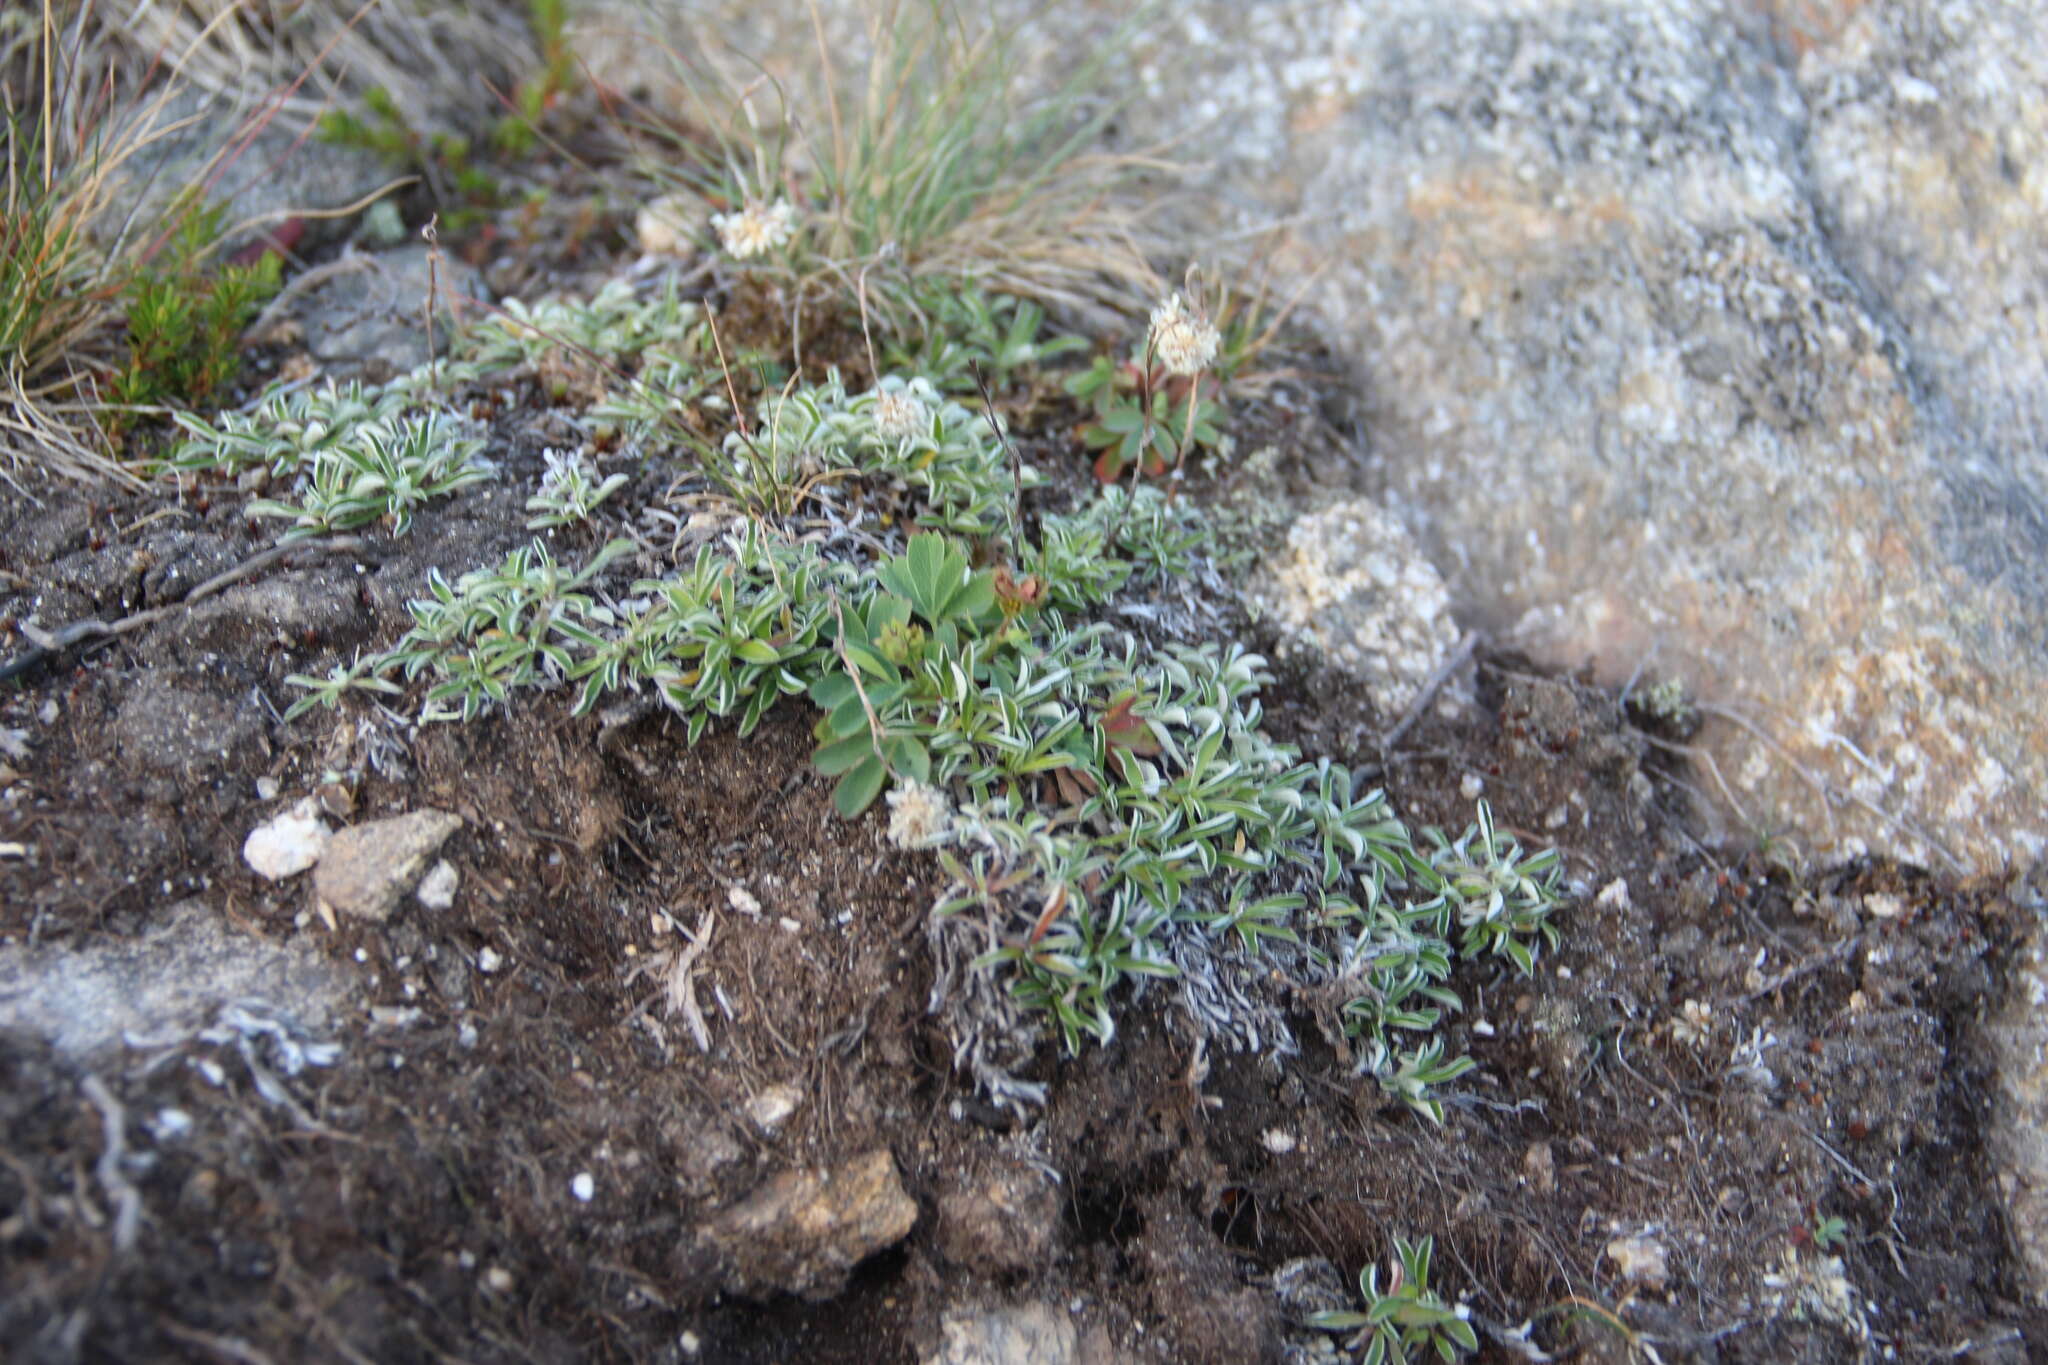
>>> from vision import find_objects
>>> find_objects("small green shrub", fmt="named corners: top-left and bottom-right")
top-left (270, 286), bottom-right (1565, 1120)
top-left (490, 0), bottom-right (578, 157)
top-left (103, 201), bottom-right (279, 429)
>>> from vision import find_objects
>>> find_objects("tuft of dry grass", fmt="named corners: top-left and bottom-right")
top-left (617, 0), bottom-right (1175, 337)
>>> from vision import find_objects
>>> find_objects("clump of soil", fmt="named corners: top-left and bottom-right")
top-left (2, 246), bottom-right (2042, 1365)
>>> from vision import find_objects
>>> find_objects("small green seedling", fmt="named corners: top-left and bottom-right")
top-left (1307, 1235), bottom-right (1479, 1365)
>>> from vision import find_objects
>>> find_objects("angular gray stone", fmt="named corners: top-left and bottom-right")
top-left (287, 245), bottom-right (489, 378)
top-left (586, 0), bottom-right (2047, 871)
top-left (695, 1148), bottom-right (917, 1301)
top-left (314, 808), bottom-right (463, 923)
top-left (107, 89), bottom-right (392, 253)
top-left (0, 900), bottom-right (350, 1058)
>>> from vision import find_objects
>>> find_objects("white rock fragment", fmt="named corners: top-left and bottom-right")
top-left (1862, 892), bottom-right (1906, 920)
top-left (571, 1172), bottom-right (596, 1203)
top-left (477, 946), bottom-right (505, 975)
top-left (1460, 773), bottom-right (1485, 800)
top-left (243, 798), bottom-right (331, 881)
top-left (635, 190), bottom-right (705, 257)
top-left (416, 859), bottom-right (460, 910)
top-left (746, 1083), bottom-right (803, 1135)
top-left (727, 884), bottom-right (762, 917)
top-left (1604, 1233), bottom-right (1670, 1290)
top-left (254, 775), bottom-right (280, 802)
top-left (484, 1266), bottom-right (515, 1293)
top-left (1260, 1128), bottom-right (1297, 1155)
top-left (1595, 879), bottom-right (1632, 911)
top-left (147, 1108), bottom-right (194, 1142)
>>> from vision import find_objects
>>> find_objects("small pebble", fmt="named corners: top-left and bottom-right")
top-left (148, 1108), bottom-right (194, 1141)
top-left (745, 1084), bottom-right (803, 1135)
top-left (416, 859), bottom-right (459, 910)
top-left (243, 798), bottom-right (330, 881)
top-left (484, 1266), bottom-right (515, 1293)
top-left (571, 1172), bottom-right (596, 1203)
top-left (477, 946), bottom-right (504, 974)
top-left (727, 885), bottom-right (762, 917)
top-left (1460, 773), bottom-right (1485, 800)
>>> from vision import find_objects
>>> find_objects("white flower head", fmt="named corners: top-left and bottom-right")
top-left (1667, 998), bottom-right (1714, 1050)
top-left (712, 198), bottom-right (798, 261)
top-left (885, 779), bottom-right (953, 850)
top-left (1148, 292), bottom-right (1220, 377)
top-left (871, 386), bottom-right (928, 443)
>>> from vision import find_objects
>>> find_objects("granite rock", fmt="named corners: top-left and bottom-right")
top-left (0, 900), bottom-right (350, 1058)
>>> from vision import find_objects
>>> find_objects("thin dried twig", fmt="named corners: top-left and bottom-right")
top-left (668, 910), bottom-right (716, 1054)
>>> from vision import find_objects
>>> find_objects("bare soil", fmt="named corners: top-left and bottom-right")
top-left (1, 270), bottom-right (2041, 1365)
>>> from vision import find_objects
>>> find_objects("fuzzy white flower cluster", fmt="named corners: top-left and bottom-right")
top-left (712, 198), bottom-right (798, 260)
top-left (538, 446), bottom-right (592, 494)
top-left (1148, 292), bottom-right (1220, 377)
top-left (1668, 998), bottom-right (1714, 1050)
top-left (871, 387), bottom-right (928, 442)
top-left (885, 779), bottom-right (953, 850)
